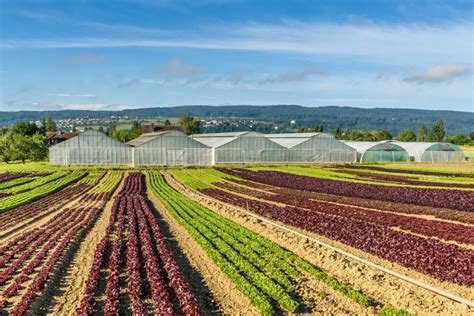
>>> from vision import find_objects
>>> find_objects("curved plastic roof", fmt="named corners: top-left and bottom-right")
top-left (393, 142), bottom-right (462, 161)
top-left (343, 141), bottom-right (405, 153)
top-left (52, 130), bottom-right (131, 148)
top-left (126, 130), bottom-right (187, 147)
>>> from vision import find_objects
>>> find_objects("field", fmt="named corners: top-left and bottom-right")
top-left (0, 162), bottom-right (472, 315)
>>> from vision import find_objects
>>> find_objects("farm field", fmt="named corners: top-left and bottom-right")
top-left (0, 162), bottom-right (472, 315)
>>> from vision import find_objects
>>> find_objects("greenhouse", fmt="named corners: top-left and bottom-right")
top-left (192, 131), bottom-right (286, 164)
top-left (265, 133), bottom-right (356, 162)
top-left (344, 141), bottom-right (409, 162)
top-left (126, 131), bottom-right (212, 166)
top-left (49, 130), bottom-right (132, 165)
top-left (394, 142), bottom-right (464, 162)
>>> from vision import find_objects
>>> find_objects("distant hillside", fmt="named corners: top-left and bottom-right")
top-left (0, 105), bottom-right (472, 135)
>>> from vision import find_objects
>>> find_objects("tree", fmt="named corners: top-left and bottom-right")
top-left (372, 130), bottom-right (392, 141)
top-left (418, 124), bottom-right (428, 142)
top-left (11, 121), bottom-right (39, 136)
top-left (313, 124), bottom-right (324, 132)
top-left (445, 134), bottom-right (470, 145)
top-left (470, 131), bottom-right (474, 140)
top-left (129, 121), bottom-right (142, 139)
top-left (334, 127), bottom-right (342, 140)
top-left (43, 117), bottom-right (57, 132)
top-left (395, 129), bottom-right (417, 142)
top-left (428, 119), bottom-right (445, 142)
top-left (164, 119), bottom-right (171, 126)
top-left (179, 114), bottom-right (200, 135)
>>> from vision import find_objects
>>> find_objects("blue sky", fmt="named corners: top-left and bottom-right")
top-left (0, 0), bottom-right (472, 112)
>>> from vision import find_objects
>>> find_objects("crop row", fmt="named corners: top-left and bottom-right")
top-left (1, 172), bottom-right (67, 195)
top-left (0, 171), bottom-right (120, 233)
top-left (214, 181), bottom-right (474, 244)
top-left (342, 165), bottom-right (474, 178)
top-left (0, 177), bottom-right (36, 191)
top-left (202, 187), bottom-right (474, 286)
top-left (0, 207), bottom-right (98, 314)
top-left (0, 171), bottom-right (122, 313)
top-left (220, 169), bottom-right (474, 212)
top-left (148, 171), bottom-right (389, 314)
top-left (0, 171), bottom-right (86, 213)
top-left (333, 169), bottom-right (474, 189)
top-left (0, 174), bottom-right (25, 183)
top-left (77, 172), bottom-right (199, 315)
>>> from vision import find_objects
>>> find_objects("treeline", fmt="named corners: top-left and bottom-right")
top-left (0, 118), bottom-right (57, 163)
top-left (300, 119), bottom-right (472, 145)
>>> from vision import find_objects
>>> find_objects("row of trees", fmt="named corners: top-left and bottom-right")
top-left (0, 119), bottom-right (56, 163)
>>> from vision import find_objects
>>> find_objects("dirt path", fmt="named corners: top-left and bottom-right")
top-left (48, 173), bottom-right (126, 315)
top-left (146, 184), bottom-right (259, 315)
top-left (164, 172), bottom-right (473, 315)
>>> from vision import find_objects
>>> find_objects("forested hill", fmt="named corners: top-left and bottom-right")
top-left (0, 105), bottom-right (472, 135)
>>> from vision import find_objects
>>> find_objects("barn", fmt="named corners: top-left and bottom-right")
top-left (265, 133), bottom-right (356, 162)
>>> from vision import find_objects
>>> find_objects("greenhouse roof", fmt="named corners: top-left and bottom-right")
top-left (343, 141), bottom-right (404, 153)
top-left (265, 133), bottom-right (332, 148)
top-left (126, 130), bottom-right (185, 147)
top-left (191, 131), bottom-right (265, 148)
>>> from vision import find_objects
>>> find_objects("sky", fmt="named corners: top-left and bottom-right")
top-left (0, 0), bottom-right (472, 112)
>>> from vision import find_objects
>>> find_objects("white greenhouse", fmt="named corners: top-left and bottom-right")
top-left (49, 130), bottom-right (132, 165)
top-left (191, 131), bottom-right (286, 164)
top-left (266, 133), bottom-right (356, 162)
top-left (126, 131), bottom-right (212, 166)
top-left (344, 141), bottom-right (410, 163)
top-left (394, 142), bottom-right (464, 162)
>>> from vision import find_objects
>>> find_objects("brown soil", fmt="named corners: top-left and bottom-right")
top-left (47, 173), bottom-right (126, 315)
top-left (146, 184), bottom-right (259, 315)
top-left (164, 172), bottom-right (473, 316)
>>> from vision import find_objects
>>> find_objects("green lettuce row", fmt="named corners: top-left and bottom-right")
top-left (0, 171), bottom-right (86, 213)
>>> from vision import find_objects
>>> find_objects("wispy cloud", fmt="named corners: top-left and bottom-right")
top-left (2, 21), bottom-right (471, 64)
top-left (403, 64), bottom-right (471, 83)
top-left (257, 69), bottom-right (323, 85)
top-left (63, 54), bottom-right (107, 64)
top-left (38, 103), bottom-right (126, 111)
top-left (160, 58), bottom-right (199, 74)
top-left (47, 93), bottom-right (97, 98)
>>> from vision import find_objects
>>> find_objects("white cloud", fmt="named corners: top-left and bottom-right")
top-left (160, 58), bottom-right (199, 74)
top-left (403, 64), bottom-right (471, 83)
top-left (47, 93), bottom-right (97, 98)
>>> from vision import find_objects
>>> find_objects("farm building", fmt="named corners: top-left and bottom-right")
top-left (344, 141), bottom-right (409, 162)
top-left (192, 131), bottom-right (286, 164)
top-left (126, 131), bottom-right (212, 166)
top-left (394, 142), bottom-right (464, 162)
top-left (49, 130), bottom-right (132, 165)
top-left (265, 133), bottom-right (356, 162)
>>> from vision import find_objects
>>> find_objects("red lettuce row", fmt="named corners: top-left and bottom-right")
top-left (202, 188), bottom-right (474, 286)
top-left (220, 169), bottom-right (474, 212)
